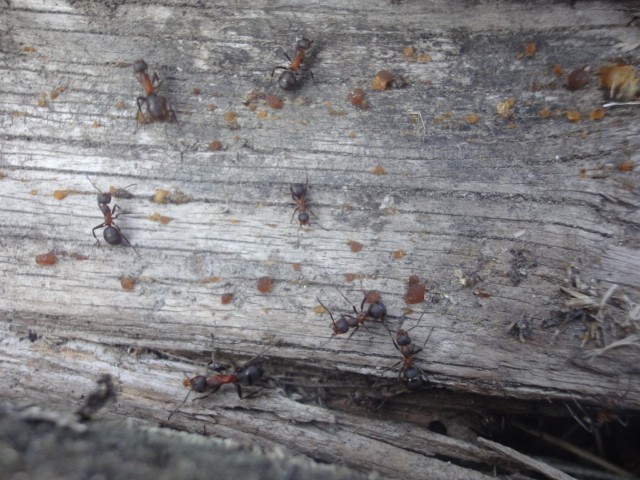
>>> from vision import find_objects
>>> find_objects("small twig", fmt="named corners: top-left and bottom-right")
top-left (603, 101), bottom-right (640, 108)
top-left (510, 421), bottom-right (634, 478)
top-left (583, 333), bottom-right (640, 361)
top-left (477, 436), bottom-right (577, 480)
top-left (596, 284), bottom-right (618, 322)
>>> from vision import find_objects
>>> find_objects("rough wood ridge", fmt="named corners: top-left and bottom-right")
top-left (1, 0), bottom-right (639, 478)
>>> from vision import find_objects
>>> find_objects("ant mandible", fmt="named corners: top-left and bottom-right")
top-left (168, 336), bottom-right (275, 420)
top-left (87, 177), bottom-right (137, 252)
top-left (290, 177), bottom-right (326, 230)
top-left (133, 59), bottom-right (177, 123)
top-left (271, 37), bottom-right (314, 90)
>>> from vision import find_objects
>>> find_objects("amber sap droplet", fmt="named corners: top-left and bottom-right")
top-left (364, 290), bottom-right (381, 304)
top-left (348, 240), bottom-right (363, 252)
top-left (405, 284), bottom-right (427, 304)
top-left (257, 276), bottom-right (273, 293)
top-left (589, 108), bottom-right (605, 121)
top-left (209, 141), bottom-right (223, 151)
top-left (347, 88), bottom-right (368, 109)
top-left (618, 161), bottom-right (635, 173)
top-left (391, 249), bottom-right (405, 260)
top-left (154, 189), bottom-right (170, 204)
top-left (372, 165), bottom-right (386, 175)
top-left (35, 253), bottom-right (57, 266)
top-left (120, 277), bottom-right (135, 290)
top-left (265, 94), bottom-right (283, 109)
top-left (567, 67), bottom-right (590, 91)
top-left (566, 109), bottom-right (582, 122)
top-left (405, 275), bottom-right (427, 304)
top-left (371, 70), bottom-right (394, 91)
top-left (221, 293), bottom-right (234, 304)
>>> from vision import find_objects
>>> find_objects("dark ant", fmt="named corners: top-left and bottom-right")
top-left (565, 381), bottom-right (631, 434)
top-left (133, 59), bottom-right (177, 123)
top-left (167, 336), bottom-right (275, 420)
top-left (87, 177), bottom-right (137, 253)
top-left (350, 388), bottom-right (386, 412)
top-left (389, 320), bottom-right (433, 390)
top-left (271, 37), bottom-right (314, 90)
top-left (317, 291), bottom-right (387, 340)
top-left (290, 178), bottom-right (325, 230)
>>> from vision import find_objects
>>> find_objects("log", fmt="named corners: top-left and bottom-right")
top-left (1, 0), bottom-right (639, 478)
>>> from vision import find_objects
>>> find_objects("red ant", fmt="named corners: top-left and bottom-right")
top-left (271, 37), bottom-right (314, 90)
top-left (388, 319), bottom-right (433, 390)
top-left (167, 336), bottom-right (276, 420)
top-left (87, 177), bottom-right (137, 253)
top-left (133, 59), bottom-right (177, 123)
top-left (290, 178), bottom-right (325, 230)
top-left (317, 291), bottom-right (387, 340)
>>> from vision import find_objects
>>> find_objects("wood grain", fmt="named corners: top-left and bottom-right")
top-left (1, 0), bottom-right (639, 477)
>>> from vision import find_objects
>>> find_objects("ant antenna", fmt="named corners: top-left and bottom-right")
top-left (167, 372), bottom-right (194, 420)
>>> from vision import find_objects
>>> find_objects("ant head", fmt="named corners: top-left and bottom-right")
top-left (367, 301), bottom-right (387, 320)
top-left (103, 226), bottom-right (123, 245)
top-left (132, 59), bottom-right (149, 74)
top-left (188, 375), bottom-right (208, 393)
top-left (403, 367), bottom-right (423, 389)
top-left (296, 37), bottom-right (313, 50)
top-left (290, 183), bottom-right (307, 199)
top-left (97, 192), bottom-right (112, 205)
top-left (278, 71), bottom-right (297, 90)
top-left (350, 388), bottom-right (366, 406)
top-left (238, 364), bottom-right (263, 386)
top-left (396, 330), bottom-right (412, 346)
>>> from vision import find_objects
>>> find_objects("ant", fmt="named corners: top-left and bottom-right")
top-left (88, 177), bottom-right (137, 253)
top-left (317, 291), bottom-right (387, 340)
top-left (133, 59), bottom-right (177, 123)
top-left (168, 335), bottom-right (275, 420)
top-left (290, 178), bottom-right (325, 230)
top-left (350, 388), bottom-right (386, 413)
top-left (271, 37), bottom-right (314, 90)
top-left (388, 320), bottom-right (433, 390)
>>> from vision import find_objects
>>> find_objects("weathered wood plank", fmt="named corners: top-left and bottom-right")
top-left (1, 0), bottom-right (640, 477)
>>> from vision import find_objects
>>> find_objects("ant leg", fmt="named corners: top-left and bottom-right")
top-left (309, 69), bottom-right (315, 84)
top-left (167, 388), bottom-right (192, 420)
top-left (290, 206), bottom-right (300, 223)
top-left (335, 289), bottom-right (356, 313)
top-left (168, 106), bottom-right (178, 124)
top-left (113, 224), bottom-right (140, 257)
top-left (237, 383), bottom-right (265, 400)
top-left (111, 204), bottom-right (125, 220)
top-left (136, 97), bottom-right (146, 114)
top-left (92, 223), bottom-right (106, 245)
top-left (305, 206), bottom-right (320, 220)
top-left (271, 66), bottom-right (288, 82)
top-left (151, 71), bottom-right (161, 88)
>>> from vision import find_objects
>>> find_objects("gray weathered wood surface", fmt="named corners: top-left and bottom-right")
top-left (1, 0), bottom-right (639, 478)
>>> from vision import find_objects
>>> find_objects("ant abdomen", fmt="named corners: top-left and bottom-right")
top-left (367, 301), bottom-right (387, 320)
top-left (278, 71), bottom-right (297, 90)
top-left (103, 226), bottom-right (122, 245)
top-left (238, 365), bottom-right (263, 386)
